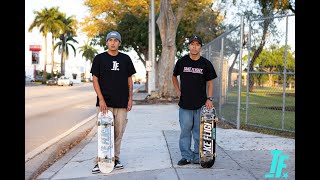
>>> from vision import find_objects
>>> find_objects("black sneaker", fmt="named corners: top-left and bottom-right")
top-left (114, 160), bottom-right (124, 169)
top-left (178, 158), bottom-right (191, 165)
top-left (193, 159), bottom-right (200, 164)
top-left (92, 164), bottom-right (100, 174)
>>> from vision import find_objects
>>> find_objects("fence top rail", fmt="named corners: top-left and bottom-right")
top-left (248, 71), bottom-right (295, 75)
top-left (202, 25), bottom-right (240, 49)
top-left (249, 14), bottom-right (295, 22)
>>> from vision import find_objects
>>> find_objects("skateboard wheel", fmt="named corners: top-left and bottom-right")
top-left (200, 158), bottom-right (215, 168)
top-left (97, 121), bottom-right (100, 126)
top-left (214, 153), bottom-right (217, 157)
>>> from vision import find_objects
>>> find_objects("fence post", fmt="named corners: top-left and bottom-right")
top-left (237, 16), bottom-right (244, 129)
top-left (245, 18), bottom-right (252, 125)
top-left (282, 15), bottom-right (289, 130)
top-left (218, 38), bottom-right (224, 116)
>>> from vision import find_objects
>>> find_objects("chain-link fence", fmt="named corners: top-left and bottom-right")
top-left (201, 14), bottom-right (295, 133)
top-left (245, 14), bottom-right (295, 133)
top-left (201, 25), bottom-right (242, 128)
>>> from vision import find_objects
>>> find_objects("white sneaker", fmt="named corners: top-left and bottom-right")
top-left (92, 164), bottom-right (100, 174)
top-left (114, 160), bottom-right (124, 169)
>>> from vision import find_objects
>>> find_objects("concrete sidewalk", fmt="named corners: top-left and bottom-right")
top-left (37, 104), bottom-right (295, 180)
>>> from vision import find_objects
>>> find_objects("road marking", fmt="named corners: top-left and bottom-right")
top-left (25, 113), bottom-right (96, 163)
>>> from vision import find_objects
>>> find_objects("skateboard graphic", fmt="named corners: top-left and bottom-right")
top-left (199, 105), bottom-right (218, 168)
top-left (97, 110), bottom-right (115, 173)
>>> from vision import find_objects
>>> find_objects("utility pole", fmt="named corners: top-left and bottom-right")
top-left (147, 0), bottom-right (156, 95)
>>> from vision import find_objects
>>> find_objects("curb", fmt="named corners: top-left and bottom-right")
top-left (25, 114), bottom-right (96, 163)
top-left (25, 115), bottom-right (96, 180)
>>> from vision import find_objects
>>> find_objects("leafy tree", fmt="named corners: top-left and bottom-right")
top-left (81, 0), bottom-right (224, 97)
top-left (54, 32), bottom-right (78, 76)
top-left (78, 40), bottom-right (99, 80)
top-left (243, 44), bottom-right (295, 87)
top-left (55, 13), bottom-right (79, 76)
top-left (156, 0), bottom-right (222, 97)
top-left (117, 13), bottom-right (161, 68)
top-left (28, 7), bottom-right (65, 83)
top-left (226, 0), bottom-right (295, 91)
top-left (176, 3), bottom-right (225, 58)
top-left (255, 45), bottom-right (294, 86)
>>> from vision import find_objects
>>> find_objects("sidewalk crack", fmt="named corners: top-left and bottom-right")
top-left (162, 130), bottom-right (181, 180)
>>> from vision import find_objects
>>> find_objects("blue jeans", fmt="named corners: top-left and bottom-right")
top-left (179, 107), bottom-right (201, 161)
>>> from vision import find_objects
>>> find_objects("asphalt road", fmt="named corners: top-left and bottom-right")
top-left (25, 82), bottom-right (144, 155)
top-left (25, 83), bottom-right (97, 154)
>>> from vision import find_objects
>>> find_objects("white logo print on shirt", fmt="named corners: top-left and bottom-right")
top-left (183, 67), bottom-right (203, 74)
top-left (111, 61), bottom-right (120, 71)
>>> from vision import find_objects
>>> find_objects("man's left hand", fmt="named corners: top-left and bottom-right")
top-left (205, 100), bottom-right (213, 110)
top-left (127, 99), bottom-right (133, 111)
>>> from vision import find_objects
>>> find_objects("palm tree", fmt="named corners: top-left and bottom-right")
top-left (28, 7), bottom-right (65, 83)
top-left (78, 40), bottom-right (99, 81)
top-left (55, 13), bottom-right (78, 76)
top-left (54, 32), bottom-right (78, 76)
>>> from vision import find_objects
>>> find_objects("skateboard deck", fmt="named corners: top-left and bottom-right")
top-left (199, 105), bottom-right (218, 168)
top-left (97, 110), bottom-right (115, 173)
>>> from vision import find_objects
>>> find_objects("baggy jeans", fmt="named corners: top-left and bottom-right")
top-left (97, 107), bottom-right (127, 161)
top-left (178, 107), bottom-right (201, 161)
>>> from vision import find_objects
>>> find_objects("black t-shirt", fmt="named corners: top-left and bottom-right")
top-left (90, 51), bottom-right (136, 108)
top-left (173, 55), bottom-right (217, 110)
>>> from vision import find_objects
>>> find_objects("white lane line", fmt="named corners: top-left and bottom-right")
top-left (25, 113), bottom-right (96, 163)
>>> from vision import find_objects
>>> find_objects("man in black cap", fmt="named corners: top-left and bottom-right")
top-left (172, 35), bottom-right (217, 165)
top-left (90, 31), bottom-right (136, 173)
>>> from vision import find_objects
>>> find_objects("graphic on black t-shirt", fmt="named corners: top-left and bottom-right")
top-left (90, 52), bottom-right (136, 108)
top-left (173, 55), bottom-right (217, 110)
top-left (111, 61), bottom-right (120, 71)
top-left (183, 67), bottom-right (203, 74)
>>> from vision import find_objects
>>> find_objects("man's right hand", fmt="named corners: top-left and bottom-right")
top-left (176, 90), bottom-right (181, 98)
top-left (99, 99), bottom-right (108, 114)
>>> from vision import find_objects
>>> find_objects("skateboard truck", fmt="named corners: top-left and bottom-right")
top-left (98, 156), bottom-right (115, 163)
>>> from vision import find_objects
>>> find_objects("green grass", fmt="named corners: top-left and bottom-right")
top-left (219, 86), bottom-right (295, 137)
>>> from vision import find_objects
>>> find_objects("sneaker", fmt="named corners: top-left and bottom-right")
top-left (178, 158), bottom-right (191, 166)
top-left (114, 160), bottom-right (124, 169)
top-left (193, 159), bottom-right (200, 164)
top-left (92, 164), bottom-right (100, 174)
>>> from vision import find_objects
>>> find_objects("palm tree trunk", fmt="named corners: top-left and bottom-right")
top-left (60, 52), bottom-right (64, 76)
top-left (51, 34), bottom-right (55, 78)
top-left (62, 56), bottom-right (66, 76)
top-left (84, 59), bottom-right (88, 80)
top-left (43, 35), bottom-right (48, 84)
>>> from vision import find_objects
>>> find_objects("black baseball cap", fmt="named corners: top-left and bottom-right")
top-left (188, 35), bottom-right (202, 46)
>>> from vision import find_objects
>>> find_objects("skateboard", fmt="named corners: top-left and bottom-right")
top-left (97, 110), bottom-right (115, 173)
top-left (199, 105), bottom-right (218, 168)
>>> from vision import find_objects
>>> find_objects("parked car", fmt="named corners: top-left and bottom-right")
top-left (57, 76), bottom-right (73, 86)
top-left (46, 78), bottom-right (58, 86)
top-left (35, 75), bottom-right (43, 81)
top-left (25, 76), bottom-right (34, 83)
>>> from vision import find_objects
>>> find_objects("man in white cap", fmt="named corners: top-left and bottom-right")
top-left (90, 31), bottom-right (136, 173)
